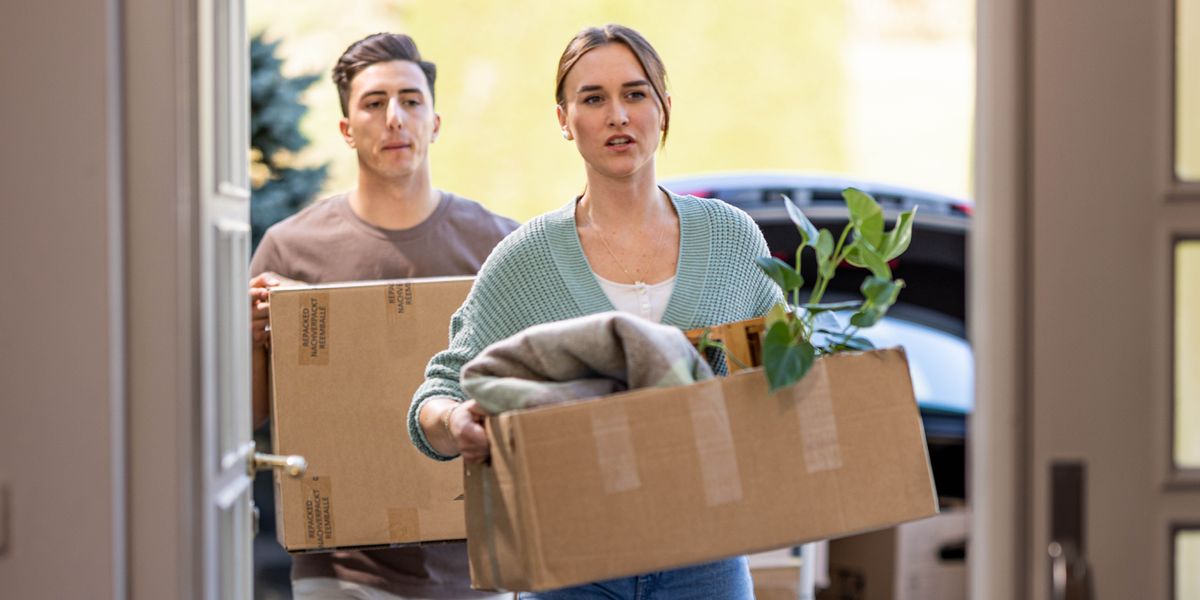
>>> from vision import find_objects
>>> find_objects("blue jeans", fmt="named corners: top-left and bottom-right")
top-left (518, 556), bottom-right (752, 600)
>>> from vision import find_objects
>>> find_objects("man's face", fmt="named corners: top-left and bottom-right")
top-left (339, 60), bottom-right (440, 181)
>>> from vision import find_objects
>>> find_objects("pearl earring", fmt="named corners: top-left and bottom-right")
top-left (562, 131), bottom-right (569, 140)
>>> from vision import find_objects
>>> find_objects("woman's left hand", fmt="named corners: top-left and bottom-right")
top-left (448, 400), bottom-right (491, 464)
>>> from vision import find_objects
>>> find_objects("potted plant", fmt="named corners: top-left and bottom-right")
top-left (696, 188), bottom-right (916, 391)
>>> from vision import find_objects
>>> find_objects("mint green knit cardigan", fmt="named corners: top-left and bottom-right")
top-left (408, 191), bottom-right (784, 460)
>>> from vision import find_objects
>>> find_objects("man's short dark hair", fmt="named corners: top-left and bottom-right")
top-left (332, 33), bottom-right (437, 116)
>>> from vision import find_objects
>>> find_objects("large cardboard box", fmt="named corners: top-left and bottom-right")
top-left (821, 508), bottom-right (968, 600)
top-left (268, 277), bottom-right (474, 552)
top-left (465, 348), bottom-right (938, 591)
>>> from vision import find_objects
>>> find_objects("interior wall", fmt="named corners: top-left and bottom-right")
top-left (0, 0), bottom-right (124, 597)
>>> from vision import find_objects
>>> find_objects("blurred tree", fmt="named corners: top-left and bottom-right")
top-left (250, 33), bottom-right (327, 250)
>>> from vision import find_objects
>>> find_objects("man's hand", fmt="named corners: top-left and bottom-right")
top-left (250, 271), bottom-right (301, 429)
top-left (447, 400), bottom-right (491, 464)
top-left (250, 271), bottom-right (297, 350)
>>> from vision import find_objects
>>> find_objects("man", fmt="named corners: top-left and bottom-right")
top-left (249, 33), bottom-right (517, 600)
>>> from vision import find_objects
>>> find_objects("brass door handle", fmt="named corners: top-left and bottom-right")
top-left (250, 452), bottom-right (307, 478)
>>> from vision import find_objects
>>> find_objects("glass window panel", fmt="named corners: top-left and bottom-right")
top-left (1177, 241), bottom-right (1200, 468)
top-left (1179, 0), bottom-right (1200, 180)
top-left (1179, 529), bottom-right (1200, 600)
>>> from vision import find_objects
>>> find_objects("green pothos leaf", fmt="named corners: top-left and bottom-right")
top-left (783, 194), bottom-right (820, 248)
top-left (755, 256), bottom-right (803, 293)
top-left (880, 207), bottom-right (917, 261)
top-left (762, 321), bottom-right (816, 392)
top-left (843, 187), bottom-right (884, 248)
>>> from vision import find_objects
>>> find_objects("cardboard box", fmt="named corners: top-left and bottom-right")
top-left (465, 348), bottom-right (938, 591)
top-left (268, 277), bottom-right (474, 552)
top-left (749, 542), bottom-right (830, 598)
top-left (821, 508), bottom-right (968, 600)
top-left (749, 548), bottom-right (803, 600)
top-left (753, 566), bottom-right (803, 600)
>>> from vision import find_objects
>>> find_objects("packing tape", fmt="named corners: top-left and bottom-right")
top-left (387, 508), bottom-right (421, 541)
top-left (795, 363), bottom-right (843, 473)
top-left (687, 382), bottom-right (743, 506)
top-left (590, 401), bottom-right (642, 494)
top-left (480, 467), bottom-right (504, 585)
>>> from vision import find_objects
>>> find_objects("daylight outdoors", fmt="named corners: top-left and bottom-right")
top-left (245, 1), bottom-right (977, 596)
top-left (247, 0), bottom-right (975, 223)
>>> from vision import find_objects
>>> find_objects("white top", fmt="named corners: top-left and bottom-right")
top-left (594, 274), bottom-right (677, 323)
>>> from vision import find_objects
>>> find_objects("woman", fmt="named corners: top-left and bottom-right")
top-left (407, 24), bottom-right (782, 599)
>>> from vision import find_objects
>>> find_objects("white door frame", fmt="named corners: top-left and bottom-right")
top-left (125, 0), bottom-right (204, 595)
top-left (971, 0), bottom-right (1030, 597)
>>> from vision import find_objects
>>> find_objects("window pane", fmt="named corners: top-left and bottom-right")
top-left (1177, 241), bottom-right (1200, 468)
top-left (1179, 530), bottom-right (1200, 600)
top-left (1179, 0), bottom-right (1200, 180)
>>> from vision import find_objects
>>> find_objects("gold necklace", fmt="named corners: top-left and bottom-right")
top-left (583, 209), bottom-right (647, 287)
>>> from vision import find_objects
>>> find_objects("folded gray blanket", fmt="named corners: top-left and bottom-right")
top-left (461, 312), bottom-right (714, 413)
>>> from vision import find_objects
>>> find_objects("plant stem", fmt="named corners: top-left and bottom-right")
top-left (838, 325), bottom-right (860, 348)
top-left (807, 224), bottom-right (853, 312)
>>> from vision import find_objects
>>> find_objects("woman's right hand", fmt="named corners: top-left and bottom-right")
top-left (446, 400), bottom-right (492, 464)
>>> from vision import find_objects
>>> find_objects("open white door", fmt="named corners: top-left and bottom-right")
top-left (197, 0), bottom-right (255, 597)
top-left (975, 0), bottom-right (1200, 598)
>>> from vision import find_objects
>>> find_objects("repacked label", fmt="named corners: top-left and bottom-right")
top-left (386, 283), bottom-right (414, 314)
top-left (298, 293), bottom-right (330, 365)
top-left (301, 475), bottom-right (335, 547)
top-left (385, 283), bottom-right (414, 322)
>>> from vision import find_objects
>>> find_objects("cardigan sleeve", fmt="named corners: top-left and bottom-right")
top-left (406, 227), bottom-right (547, 460)
top-left (407, 259), bottom-right (509, 460)
top-left (722, 201), bottom-right (786, 318)
top-left (747, 218), bottom-right (786, 316)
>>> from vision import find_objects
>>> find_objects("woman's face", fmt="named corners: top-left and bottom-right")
top-left (557, 43), bottom-right (669, 183)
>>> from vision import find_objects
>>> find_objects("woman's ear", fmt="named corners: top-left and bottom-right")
top-left (662, 94), bottom-right (672, 131)
top-left (556, 104), bottom-right (573, 141)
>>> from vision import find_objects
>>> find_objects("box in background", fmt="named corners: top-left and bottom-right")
top-left (820, 508), bottom-right (968, 600)
top-left (466, 348), bottom-right (939, 592)
top-left (749, 547), bottom-right (802, 600)
top-left (268, 277), bottom-right (474, 552)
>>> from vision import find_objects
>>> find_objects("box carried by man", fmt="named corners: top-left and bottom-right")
top-left (268, 277), bottom-right (474, 552)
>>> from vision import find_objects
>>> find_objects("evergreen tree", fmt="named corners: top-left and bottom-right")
top-left (250, 33), bottom-right (328, 250)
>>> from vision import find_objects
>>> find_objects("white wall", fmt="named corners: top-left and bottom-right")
top-left (0, 0), bottom-right (124, 597)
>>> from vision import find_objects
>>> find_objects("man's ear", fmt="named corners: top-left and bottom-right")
top-left (556, 104), bottom-right (572, 141)
top-left (431, 113), bottom-right (442, 143)
top-left (339, 117), bottom-right (355, 148)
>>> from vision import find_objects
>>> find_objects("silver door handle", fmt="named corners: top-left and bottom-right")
top-left (1048, 462), bottom-right (1093, 600)
top-left (1048, 541), bottom-right (1091, 600)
